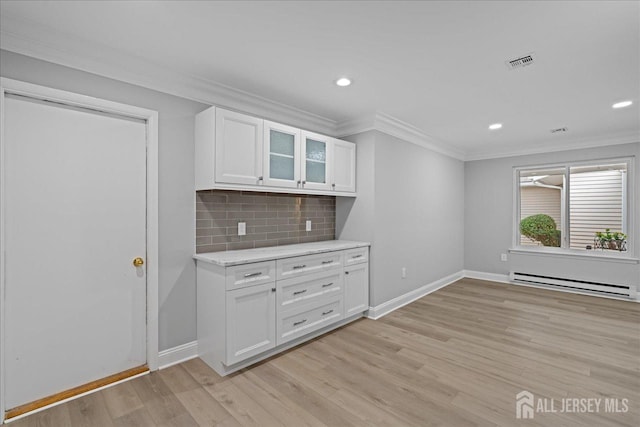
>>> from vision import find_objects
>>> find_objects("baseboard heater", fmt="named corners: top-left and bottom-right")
top-left (510, 272), bottom-right (635, 299)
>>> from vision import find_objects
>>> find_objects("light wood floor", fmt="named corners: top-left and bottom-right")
top-left (9, 279), bottom-right (640, 426)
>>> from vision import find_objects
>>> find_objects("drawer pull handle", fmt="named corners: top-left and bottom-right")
top-left (322, 310), bottom-right (334, 316)
top-left (244, 272), bottom-right (263, 278)
top-left (321, 260), bottom-right (333, 265)
top-left (293, 289), bottom-right (307, 295)
top-left (293, 319), bottom-right (307, 326)
top-left (292, 265), bottom-right (306, 270)
top-left (351, 255), bottom-right (363, 259)
top-left (322, 282), bottom-right (334, 288)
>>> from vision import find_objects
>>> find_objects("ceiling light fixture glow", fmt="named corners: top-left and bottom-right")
top-left (612, 100), bottom-right (633, 109)
top-left (488, 123), bottom-right (503, 130)
top-left (336, 77), bottom-right (351, 87)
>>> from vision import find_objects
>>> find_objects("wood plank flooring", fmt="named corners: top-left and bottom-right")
top-left (9, 279), bottom-right (640, 426)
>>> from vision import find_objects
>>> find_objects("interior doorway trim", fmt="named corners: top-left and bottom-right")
top-left (0, 77), bottom-right (159, 423)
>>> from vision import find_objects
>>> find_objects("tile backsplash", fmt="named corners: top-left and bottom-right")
top-left (196, 190), bottom-right (336, 253)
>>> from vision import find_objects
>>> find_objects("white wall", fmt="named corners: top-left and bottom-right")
top-left (0, 50), bottom-right (209, 351)
top-left (465, 142), bottom-right (640, 287)
top-left (337, 130), bottom-right (465, 307)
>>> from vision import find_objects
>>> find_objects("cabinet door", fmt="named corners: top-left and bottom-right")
top-left (226, 283), bottom-right (276, 365)
top-left (215, 108), bottom-right (264, 185)
top-left (301, 131), bottom-right (332, 190)
top-left (344, 263), bottom-right (369, 317)
top-left (263, 121), bottom-right (300, 188)
top-left (331, 138), bottom-right (356, 193)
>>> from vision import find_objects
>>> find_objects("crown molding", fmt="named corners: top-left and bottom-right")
top-left (464, 132), bottom-right (640, 161)
top-left (336, 112), bottom-right (466, 161)
top-left (0, 14), bottom-right (337, 135)
top-left (1, 13), bottom-right (637, 163)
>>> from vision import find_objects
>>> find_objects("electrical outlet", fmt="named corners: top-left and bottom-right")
top-left (238, 222), bottom-right (246, 236)
top-left (401, 267), bottom-right (406, 279)
top-left (306, 220), bottom-right (312, 231)
top-left (501, 253), bottom-right (508, 262)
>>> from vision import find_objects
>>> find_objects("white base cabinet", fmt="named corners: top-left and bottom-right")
top-left (225, 283), bottom-right (276, 365)
top-left (343, 247), bottom-right (369, 316)
top-left (196, 243), bottom-right (369, 376)
top-left (344, 263), bottom-right (369, 317)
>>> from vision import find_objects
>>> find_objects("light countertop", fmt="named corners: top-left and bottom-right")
top-left (193, 240), bottom-right (370, 267)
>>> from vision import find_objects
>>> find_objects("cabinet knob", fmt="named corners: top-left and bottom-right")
top-left (345, 271), bottom-right (350, 275)
top-left (332, 183), bottom-right (336, 188)
top-left (258, 176), bottom-right (263, 181)
top-left (271, 288), bottom-right (276, 292)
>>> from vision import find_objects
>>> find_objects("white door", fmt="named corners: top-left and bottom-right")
top-left (301, 131), bottom-right (332, 191)
top-left (344, 264), bottom-right (369, 317)
top-left (331, 138), bottom-right (356, 193)
top-left (225, 283), bottom-right (276, 365)
top-left (263, 120), bottom-right (301, 188)
top-left (3, 94), bottom-right (148, 411)
top-left (215, 108), bottom-right (264, 186)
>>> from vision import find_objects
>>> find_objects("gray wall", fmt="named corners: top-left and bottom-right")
top-left (338, 130), bottom-right (465, 306)
top-left (465, 142), bottom-right (640, 287)
top-left (1, 50), bottom-right (208, 351)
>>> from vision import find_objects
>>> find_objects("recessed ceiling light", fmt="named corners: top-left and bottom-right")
top-left (488, 123), bottom-right (502, 130)
top-left (336, 77), bottom-right (351, 87)
top-left (612, 100), bottom-right (633, 109)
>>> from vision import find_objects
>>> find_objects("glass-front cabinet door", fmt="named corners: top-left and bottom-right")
top-left (263, 121), bottom-right (300, 188)
top-left (301, 131), bottom-right (332, 190)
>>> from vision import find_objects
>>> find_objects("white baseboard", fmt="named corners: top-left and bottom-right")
top-left (463, 270), bottom-right (639, 303)
top-left (158, 340), bottom-right (198, 369)
top-left (463, 270), bottom-right (510, 283)
top-left (367, 270), bottom-right (464, 320)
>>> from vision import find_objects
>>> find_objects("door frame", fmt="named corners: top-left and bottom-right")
top-left (0, 78), bottom-right (159, 423)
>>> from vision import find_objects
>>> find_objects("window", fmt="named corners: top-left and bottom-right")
top-left (515, 158), bottom-right (632, 254)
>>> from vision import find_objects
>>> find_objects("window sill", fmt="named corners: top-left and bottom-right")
top-left (508, 247), bottom-right (639, 264)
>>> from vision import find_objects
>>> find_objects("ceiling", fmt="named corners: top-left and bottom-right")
top-left (1, 1), bottom-right (638, 160)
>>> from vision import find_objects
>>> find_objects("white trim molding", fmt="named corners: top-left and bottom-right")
top-left (0, 13), bottom-right (337, 136)
top-left (463, 270), bottom-right (639, 303)
top-left (465, 133), bottom-right (640, 162)
top-left (336, 112), bottom-right (466, 161)
top-left (3, 16), bottom-right (636, 163)
top-left (367, 271), bottom-right (464, 320)
top-left (463, 270), bottom-right (511, 284)
top-left (0, 78), bottom-right (159, 423)
top-left (158, 341), bottom-right (199, 370)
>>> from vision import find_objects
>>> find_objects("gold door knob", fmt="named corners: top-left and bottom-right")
top-left (133, 257), bottom-right (144, 267)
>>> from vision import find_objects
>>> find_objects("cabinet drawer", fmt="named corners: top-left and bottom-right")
top-left (344, 247), bottom-right (368, 266)
top-left (277, 251), bottom-right (342, 280)
top-left (277, 296), bottom-right (343, 345)
top-left (225, 261), bottom-right (276, 290)
top-left (277, 270), bottom-right (342, 312)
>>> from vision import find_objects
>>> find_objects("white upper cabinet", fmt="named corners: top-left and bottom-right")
top-left (195, 106), bottom-right (356, 195)
top-left (215, 108), bottom-right (264, 186)
top-left (263, 121), bottom-right (301, 188)
top-left (331, 138), bottom-right (356, 193)
top-left (301, 131), bottom-right (332, 191)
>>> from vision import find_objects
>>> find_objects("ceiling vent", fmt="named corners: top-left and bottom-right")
top-left (506, 52), bottom-right (536, 70)
top-left (550, 127), bottom-right (568, 133)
